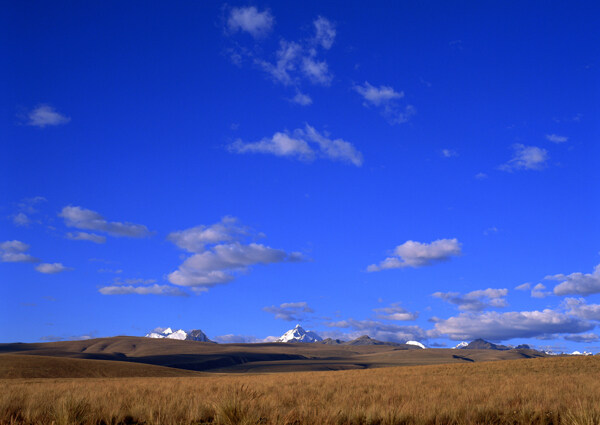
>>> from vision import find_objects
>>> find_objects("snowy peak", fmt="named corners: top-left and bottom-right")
top-left (144, 327), bottom-right (213, 342)
top-left (277, 324), bottom-right (323, 343)
top-left (405, 340), bottom-right (426, 349)
top-left (453, 342), bottom-right (469, 349)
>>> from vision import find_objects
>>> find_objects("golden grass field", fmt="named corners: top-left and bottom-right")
top-left (2, 355), bottom-right (600, 425)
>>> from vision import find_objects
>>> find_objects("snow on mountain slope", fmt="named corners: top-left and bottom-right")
top-left (405, 340), bottom-right (426, 349)
top-left (277, 324), bottom-right (323, 343)
top-left (453, 342), bottom-right (469, 349)
top-left (144, 327), bottom-right (213, 342)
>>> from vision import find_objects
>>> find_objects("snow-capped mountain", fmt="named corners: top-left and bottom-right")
top-left (277, 324), bottom-right (323, 343)
top-left (406, 340), bottom-right (426, 349)
top-left (453, 342), bottom-right (469, 349)
top-left (145, 327), bottom-right (213, 342)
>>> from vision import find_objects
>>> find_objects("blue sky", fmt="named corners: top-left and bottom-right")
top-left (2, 1), bottom-right (599, 352)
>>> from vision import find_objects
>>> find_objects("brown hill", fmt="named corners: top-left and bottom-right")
top-left (0, 336), bottom-right (547, 376)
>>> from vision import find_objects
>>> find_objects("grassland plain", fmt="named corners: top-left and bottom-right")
top-left (2, 356), bottom-right (600, 425)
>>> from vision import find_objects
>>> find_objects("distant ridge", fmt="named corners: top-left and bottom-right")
top-left (145, 327), bottom-right (214, 343)
top-left (462, 339), bottom-right (510, 350)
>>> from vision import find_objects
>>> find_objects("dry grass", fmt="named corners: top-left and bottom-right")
top-left (2, 356), bottom-right (600, 425)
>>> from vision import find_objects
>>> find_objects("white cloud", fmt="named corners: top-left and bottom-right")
top-left (373, 303), bottom-right (418, 321)
top-left (441, 149), bottom-right (458, 158)
top-left (112, 277), bottom-right (157, 285)
top-left (167, 218), bottom-right (303, 291)
top-left (26, 105), bottom-right (70, 127)
top-left (354, 81), bottom-right (403, 106)
top-left (263, 301), bottom-right (314, 321)
top-left (531, 283), bottom-right (552, 298)
top-left (499, 144), bottom-right (548, 171)
top-left (0, 240), bottom-right (38, 263)
top-left (301, 56), bottom-right (332, 85)
top-left (431, 309), bottom-right (593, 341)
top-left (562, 298), bottom-right (600, 321)
top-left (229, 124), bottom-right (363, 167)
top-left (59, 206), bottom-right (152, 238)
top-left (545, 134), bottom-right (568, 143)
top-left (324, 319), bottom-right (427, 343)
top-left (291, 92), bottom-right (313, 106)
top-left (313, 16), bottom-right (336, 49)
top-left (227, 6), bottom-right (274, 38)
top-left (515, 283), bottom-right (531, 291)
top-left (13, 212), bottom-right (30, 226)
top-left (167, 216), bottom-right (247, 253)
top-left (368, 238), bottom-right (461, 271)
top-left (353, 81), bottom-right (415, 125)
top-left (99, 284), bottom-right (188, 296)
top-left (35, 263), bottom-right (71, 274)
top-left (475, 172), bottom-right (488, 180)
top-left (256, 40), bottom-right (302, 86)
top-left (213, 334), bottom-right (274, 344)
top-left (550, 264), bottom-right (600, 296)
top-left (66, 232), bottom-right (106, 244)
top-left (433, 288), bottom-right (508, 311)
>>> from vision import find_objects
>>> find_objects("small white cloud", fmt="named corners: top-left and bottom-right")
top-left (562, 298), bottom-right (600, 321)
top-left (0, 240), bottom-right (38, 263)
top-left (500, 144), bottom-right (548, 171)
top-left (256, 40), bottom-right (302, 86)
top-left (545, 134), bottom-right (568, 144)
top-left (301, 57), bottom-right (332, 85)
top-left (531, 283), bottom-right (552, 298)
top-left (353, 81), bottom-right (415, 124)
top-left (167, 216), bottom-right (247, 253)
top-left (433, 288), bottom-right (508, 312)
top-left (59, 206), bottom-right (152, 238)
top-left (35, 263), bottom-right (71, 274)
top-left (368, 238), bottom-right (461, 271)
top-left (26, 105), bottom-right (70, 127)
top-left (313, 16), bottom-right (336, 49)
top-left (13, 212), bottom-right (30, 226)
top-left (441, 149), bottom-right (458, 158)
top-left (564, 333), bottom-right (599, 343)
top-left (229, 124), bottom-right (363, 167)
top-left (99, 284), bottom-right (188, 296)
top-left (515, 283), bottom-right (532, 291)
top-left (227, 6), bottom-right (274, 38)
top-left (263, 301), bottom-right (314, 321)
top-left (66, 232), bottom-right (106, 244)
top-left (291, 92), bottom-right (313, 106)
top-left (475, 172), bottom-right (488, 180)
top-left (373, 303), bottom-right (418, 321)
top-left (550, 264), bottom-right (600, 296)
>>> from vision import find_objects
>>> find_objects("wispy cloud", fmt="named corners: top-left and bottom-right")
top-left (0, 240), bottom-right (39, 263)
top-left (564, 333), bottom-right (599, 343)
top-left (35, 263), bottom-right (71, 274)
top-left (313, 16), bottom-right (336, 49)
top-left (263, 302), bottom-right (314, 321)
top-left (353, 81), bottom-right (415, 124)
top-left (441, 149), bottom-right (458, 158)
top-left (545, 134), bottom-right (568, 144)
top-left (367, 239), bottom-right (461, 272)
top-left (549, 264), bottom-right (600, 296)
top-left (373, 303), bottom-right (418, 321)
top-left (229, 124), bottom-right (363, 166)
top-left (26, 105), bottom-right (70, 127)
top-left (66, 232), bottom-right (106, 244)
top-left (167, 217), bottom-right (304, 292)
top-left (324, 319), bottom-right (427, 343)
top-left (99, 284), bottom-right (188, 296)
top-left (433, 288), bottom-right (508, 312)
top-left (59, 206), bottom-right (152, 238)
top-left (499, 144), bottom-right (548, 171)
top-left (227, 6), bottom-right (274, 38)
top-left (291, 92), bottom-right (312, 106)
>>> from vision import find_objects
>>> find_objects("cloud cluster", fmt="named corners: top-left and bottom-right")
top-left (562, 298), bottom-right (600, 321)
top-left (167, 217), bottom-right (303, 292)
top-left (35, 263), bottom-right (71, 274)
top-left (227, 6), bottom-right (274, 38)
top-left (549, 264), bottom-right (600, 296)
top-left (373, 303), bottom-right (418, 321)
top-left (353, 81), bottom-right (415, 124)
top-left (229, 124), bottom-right (363, 166)
top-left (433, 288), bottom-right (508, 312)
top-left (324, 319), bottom-right (427, 343)
top-left (26, 105), bottom-right (70, 128)
top-left (0, 240), bottom-right (39, 263)
top-left (500, 144), bottom-right (548, 171)
top-left (59, 206), bottom-right (152, 238)
top-left (263, 302), bottom-right (314, 321)
top-left (431, 309), bottom-right (593, 341)
top-left (367, 238), bottom-right (461, 271)
top-left (12, 196), bottom-right (46, 227)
